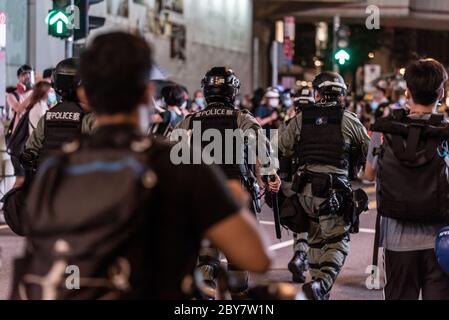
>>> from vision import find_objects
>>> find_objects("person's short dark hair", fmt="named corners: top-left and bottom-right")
top-left (404, 58), bottom-right (448, 106)
top-left (17, 65), bottom-right (32, 77)
top-left (161, 85), bottom-right (186, 107)
top-left (80, 32), bottom-right (153, 115)
top-left (43, 68), bottom-right (54, 79)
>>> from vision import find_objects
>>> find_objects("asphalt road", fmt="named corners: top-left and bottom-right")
top-left (0, 182), bottom-right (383, 300)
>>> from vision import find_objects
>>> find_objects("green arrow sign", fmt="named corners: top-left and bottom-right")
top-left (46, 10), bottom-right (71, 38)
top-left (334, 49), bottom-right (350, 65)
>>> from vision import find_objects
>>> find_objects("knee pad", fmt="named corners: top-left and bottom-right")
top-left (436, 226), bottom-right (449, 275)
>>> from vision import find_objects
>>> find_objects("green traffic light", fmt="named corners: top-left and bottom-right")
top-left (334, 49), bottom-right (351, 65)
top-left (46, 9), bottom-right (70, 38)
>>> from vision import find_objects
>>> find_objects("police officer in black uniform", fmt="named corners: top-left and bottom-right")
top-left (174, 67), bottom-right (280, 298)
top-left (279, 72), bottom-right (370, 299)
top-left (279, 87), bottom-right (315, 284)
top-left (23, 58), bottom-right (94, 166)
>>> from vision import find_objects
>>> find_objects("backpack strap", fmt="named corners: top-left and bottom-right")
top-left (390, 124), bottom-right (422, 162)
top-left (429, 113), bottom-right (444, 126)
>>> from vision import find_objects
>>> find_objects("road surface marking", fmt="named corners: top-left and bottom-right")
top-left (359, 228), bottom-right (375, 234)
top-left (269, 240), bottom-right (294, 251)
top-left (0, 225), bottom-right (10, 230)
top-left (260, 220), bottom-right (275, 225)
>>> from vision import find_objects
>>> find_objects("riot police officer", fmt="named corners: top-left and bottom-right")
top-left (174, 67), bottom-right (280, 298)
top-left (279, 71), bottom-right (370, 299)
top-left (277, 87), bottom-right (315, 283)
top-left (24, 58), bottom-right (95, 163)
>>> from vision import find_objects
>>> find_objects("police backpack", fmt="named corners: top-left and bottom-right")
top-left (11, 135), bottom-right (158, 300)
top-left (373, 109), bottom-right (449, 223)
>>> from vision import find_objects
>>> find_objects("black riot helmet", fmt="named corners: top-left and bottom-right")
top-left (53, 58), bottom-right (80, 101)
top-left (201, 67), bottom-right (241, 104)
top-left (294, 87), bottom-right (315, 112)
top-left (312, 71), bottom-right (347, 103)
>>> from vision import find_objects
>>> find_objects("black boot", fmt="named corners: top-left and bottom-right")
top-left (302, 280), bottom-right (330, 300)
top-left (288, 251), bottom-right (309, 283)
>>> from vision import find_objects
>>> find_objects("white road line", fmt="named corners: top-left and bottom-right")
top-left (359, 228), bottom-right (375, 234)
top-left (259, 220), bottom-right (275, 225)
top-left (269, 240), bottom-right (294, 251)
top-left (0, 225), bottom-right (10, 230)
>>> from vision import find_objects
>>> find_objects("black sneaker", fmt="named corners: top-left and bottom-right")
top-left (302, 280), bottom-right (330, 300)
top-left (288, 251), bottom-right (309, 283)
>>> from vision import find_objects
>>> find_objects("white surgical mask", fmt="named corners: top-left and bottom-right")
top-left (284, 99), bottom-right (293, 108)
top-left (47, 91), bottom-right (58, 107)
top-left (195, 97), bottom-right (205, 107)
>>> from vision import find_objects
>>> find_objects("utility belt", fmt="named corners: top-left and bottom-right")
top-left (291, 170), bottom-right (348, 198)
top-left (290, 170), bottom-right (369, 233)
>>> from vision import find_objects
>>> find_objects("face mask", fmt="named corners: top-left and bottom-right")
top-left (195, 98), bottom-right (205, 107)
top-left (180, 101), bottom-right (187, 109)
top-left (371, 101), bottom-right (379, 111)
top-left (398, 97), bottom-right (406, 106)
top-left (284, 99), bottom-right (293, 108)
top-left (268, 99), bottom-right (279, 108)
top-left (47, 91), bottom-right (58, 107)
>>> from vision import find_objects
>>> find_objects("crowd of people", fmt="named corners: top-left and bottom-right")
top-left (0, 30), bottom-right (449, 301)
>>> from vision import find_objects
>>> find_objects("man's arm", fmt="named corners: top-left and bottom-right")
top-left (7, 92), bottom-right (30, 114)
top-left (344, 111), bottom-right (370, 155)
top-left (278, 113), bottom-right (302, 158)
top-left (363, 132), bottom-right (382, 181)
top-left (238, 113), bottom-right (281, 191)
top-left (256, 113), bottom-right (277, 127)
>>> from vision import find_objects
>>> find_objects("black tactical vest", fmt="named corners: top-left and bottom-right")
top-left (188, 103), bottom-right (245, 180)
top-left (297, 103), bottom-right (349, 170)
top-left (42, 101), bottom-right (84, 155)
top-left (373, 110), bottom-right (449, 223)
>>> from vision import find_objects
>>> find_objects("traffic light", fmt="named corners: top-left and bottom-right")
top-left (74, 0), bottom-right (106, 41)
top-left (334, 49), bottom-right (350, 65)
top-left (46, 0), bottom-right (105, 40)
top-left (334, 25), bottom-right (351, 65)
top-left (46, 0), bottom-right (72, 38)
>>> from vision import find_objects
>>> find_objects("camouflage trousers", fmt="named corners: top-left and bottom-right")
top-left (293, 232), bottom-right (309, 253)
top-left (297, 192), bottom-right (351, 293)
